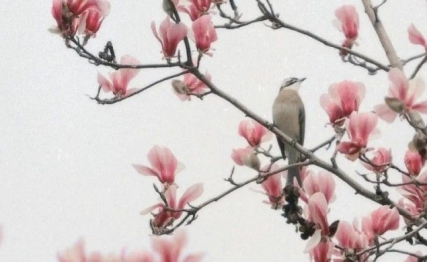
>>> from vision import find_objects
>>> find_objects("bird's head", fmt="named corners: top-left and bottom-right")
top-left (280, 77), bottom-right (306, 91)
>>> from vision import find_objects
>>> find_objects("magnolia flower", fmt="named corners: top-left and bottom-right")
top-left (362, 206), bottom-right (399, 244)
top-left (336, 112), bottom-right (379, 160)
top-left (151, 230), bottom-right (204, 262)
top-left (152, 17), bottom-right (188, 58)
top-left (238, 119), bottom-right (272, 147)
top-left (309, 240), bottom-right (333, 262)
top-left (192, 15), bottom-right (217, 53)
top-left (374, 68), bottom-right (427, 123)
top-left (259, 164), bottom-right (285, 208)
top-left (334, 4), bottom-right (359, 55)
top-left (305, 192), bottom-right (330, 252)
top-left (301, 170), bottom-right (335, 204)
top-left (133, 145), bottom-right (184, 185)
top-left (51, 0), bottom-right (110, 38)
top-left (172, 72), bottom-right (211, 101)
top-left (408, 24), bottom-right (427, 51)
top-left (141, 184), bottom-right (203, 228)
top-left (404, 149), bottom-right (423, 176)
top-left (177, 0), bottom-right (213, 21)
top-left (335, 220), bottom-right (369, 254)
top-left (320, 80), bottom-right (365, 126)
top-left (361, 147), bottom-right (392, 173)
top-left (97, 55), bottom-right (140, 96)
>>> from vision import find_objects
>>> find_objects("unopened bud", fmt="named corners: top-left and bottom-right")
top-left (172, 79), bottom-right (189, 95)
top-left (243, 153), bottom-right (260, 171)
top-left (384, 97), bottom-right (404, 113)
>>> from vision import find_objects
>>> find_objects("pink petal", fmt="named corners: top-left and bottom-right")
top-left (132, 164), bottom-right (159, 177)
top-left (178, 183), bottom-right (204, 209)
top-left (408, 24), bottom-right (427, 49)
top-left (308, 192), bottom-right (329, 235)
top-left (97, 72), bottom-right (113, 92)
top-left (374, 103), bottom-right (398, 123)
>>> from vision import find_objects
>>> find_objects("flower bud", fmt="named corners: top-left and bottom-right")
top-left (172, 79), bottom-right (189, 95)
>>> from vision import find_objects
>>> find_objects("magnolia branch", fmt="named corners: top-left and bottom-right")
top-left (361, 0), bottom-right (401, 69)
top-left (89, 71), bottom-right (189, 104)
top-left (255, 0), bottom-right (390, 72)
top-left (68, 37), bottom-right (181, 69)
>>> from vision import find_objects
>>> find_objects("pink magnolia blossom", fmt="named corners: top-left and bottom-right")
top-left (305, 193), bottom-right (330, 251)
top-left (97, 55), bottom-right (140, 96)
top-left (51, 0), bottom-right (110, 38)
top-left (301, 170), bottom-right (335, 204)
top-left (398, 174), bottom-right (426, 221)
top-left (320, 80), bottom-right (365, 126)
top-left (374, 68), bottom-right (427, 123)
top-left (405, 150), bottom-right (423, 176)
top-left (231, 147), bottom-right (260, 170)
top-left (309, 240), bottom-right (334, 262)
top-left (142, 184), bottom-right (204, 228)
top-left (335, 220), bottom-right (369, 254)
top-left (361, 147), bottom-right (392, 173)
top-left (172, 72), bottom-right (211, 101)
top-left (152, 17), bottom-right (188, 58)
top-left (78, 8), bottom-right (106, 37)
top-left (259, 164), bottom-right (285, 208)
top-left (133, 145), bottom-right (183, 185)
top-left (336, 112), bottom-right (379, 160)
top-left (177, 0), bottom-right (213, 21)
top-left (408, 24), bottom-right (427, 51)
top-left (57, 239), bottom-right (122, 262)
top-left (308, 192), bottom-right (330, 237)
top-left (238, 118), bottom-right (272, 147)
top-left (363, 206), bottom-right (400, 237)
top-left (192, 15), bottom-right (217, 53)
top-left (151, 230), bottom-right (204, 262)
top-left (334, 5), bottom-right (359, 54)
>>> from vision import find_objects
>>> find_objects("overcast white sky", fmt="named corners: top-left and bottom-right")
top-left (0, 0), bottom-right (427, 261)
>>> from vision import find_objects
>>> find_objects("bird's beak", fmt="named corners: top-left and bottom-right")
top-left (299, 77), bottom-right (307, 82)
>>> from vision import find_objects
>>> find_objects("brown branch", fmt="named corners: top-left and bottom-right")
top-left (254, 0), bottom-right (389, 72)
top-left (361, 0), bottom-right (402, 69)
top-left (358, 220), bottom-right (427, 257)
top-left (410, 55), bottom-right (427, 79)
top-left (90, 71), bottom-right (189, 104)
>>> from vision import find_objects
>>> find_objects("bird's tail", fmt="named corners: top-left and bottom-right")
top-left (286, 147), bottom-right (302, 187)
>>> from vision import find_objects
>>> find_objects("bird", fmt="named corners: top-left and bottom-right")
top-left (272, 77), bottom-right (306, 187)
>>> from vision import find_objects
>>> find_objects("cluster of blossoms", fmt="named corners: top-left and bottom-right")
top-left (133, 146), bottom-right (204, 231)
top-left (153, 0), bottom-right (218, 58)
top-left (58, 230), bottom-right (203, 262)
top-left (50, 0), bottom-right (110, 40)
top-left (304, 179), bottom-right (399, 262)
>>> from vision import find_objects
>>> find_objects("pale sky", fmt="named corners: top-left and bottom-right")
top-left (1, 0), bottom-right (427, 261)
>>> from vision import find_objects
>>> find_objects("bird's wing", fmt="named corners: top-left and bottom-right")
top-left (299, 104), bottom-right (305, 146)
top-left (273, 121), bottom-right (286, 159)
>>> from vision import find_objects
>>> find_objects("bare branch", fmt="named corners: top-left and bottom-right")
top-left (361, 0), bottom-right (401, 68)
